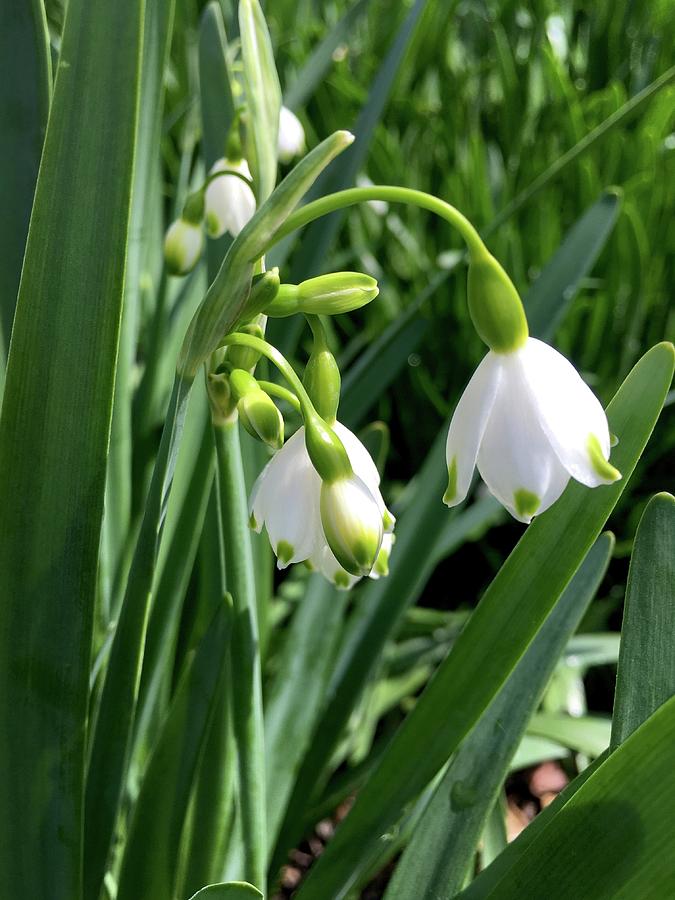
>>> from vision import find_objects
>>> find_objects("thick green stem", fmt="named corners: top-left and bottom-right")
top-left (265, 186), bottom-right (487, 260)
top-left (213, 420), bottom-right (266, 889)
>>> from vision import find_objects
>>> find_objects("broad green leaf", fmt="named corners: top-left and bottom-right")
top-left (239, 0), bottom-right (281, 202)
top-left (384, 534), bottom-right (612, 900)
top-left (188, 882), bottom-right (263, 900)
top-left (0, 0), bottom-right (143, 896)
top-left (293, 342), bottom-right (674, 899)
top-left (283, 0), bottom-right (370, 111)
top-left (611, 492), bottom-right (675, 749)
top-left (478, 694), bottom-right (675, 898)
top-left (0, 0), bottom-right (51, 377)
top-left (116, 604), bottom-right (229, 900)
top-left (461, 751), bottom-right (610, 899)
top-left (199, 1), bottom-right (236, 169)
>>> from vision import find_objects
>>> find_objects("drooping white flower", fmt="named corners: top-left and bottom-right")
top-left (278, 106), bottom-right (306, 163)
top-left (205, 157), bottom-right (256, 238)
top-left (163, 218), bottom-right (204, 275)
top-left (249, 421), bottom-right (394, 588)
top-left (444, 337), bottom-right (621, 523)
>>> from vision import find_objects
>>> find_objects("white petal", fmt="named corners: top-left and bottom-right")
top-left (519, 339), bottom-right (620, 487)
top-left (476, 355), bottom-right (569, 523)
top-left (250, 428), bottom-right (321, 565)
top-left (332, 420), bottom-right (386, 516)
top-left (278, 106), bottom-right (306, 162)
top-left (205, 158), bottom-right (256, 238)
top-left (309, 540), bottom-right (360, 590)
top-left (444, 352), bottom-right (502, 506)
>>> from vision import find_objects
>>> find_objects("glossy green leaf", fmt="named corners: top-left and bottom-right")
top-left (199, 1), bottom-right (236, 168)
top-left (0, 0), bottom-right (143, 896)
top-left (611, 492), bottom-right (675, 749)
top-left (188, 882), bottom-right (263, 900)
top-left (384, 534), bottom-right (613, 900)
top-left (293, 342), bottom-right (674, 899)
top-left (116, 604), bottom-right (229, 900)
top-left (478, 694), bottom-right (675, 898)
top-left (239, 0), bottom-right (281, 202)
top-left (0, 0), bottom-right (51, 375)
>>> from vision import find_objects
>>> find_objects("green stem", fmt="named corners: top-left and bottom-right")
top-left (265, 186), bottom-right (487, 259)
top-left (257, 380), bottom-right (301, 412)
top-left (220, 332), bottom-right (317, 421)
top-left (213, 419), bottom-right (267, 889)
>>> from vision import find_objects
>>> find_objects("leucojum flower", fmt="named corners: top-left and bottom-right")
top-left (278, 106), bottom-right (306, 163)
top-left (205, 157), bottom-right (257, 238)
top-left (444, 248), bottom-right (621, 523)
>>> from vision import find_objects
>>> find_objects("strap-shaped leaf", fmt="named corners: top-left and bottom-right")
top-left (188, 882), bottom-right (263, 900)
top-left (0, 0), bottom-right (144, 897)
top-left (293, 342), bottom-right (674, 898)
top-left (611, 491), bottom-right (675, 748)
top-left (384, 534), bottom-right (613, 899)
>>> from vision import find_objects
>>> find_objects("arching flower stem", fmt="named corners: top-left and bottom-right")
top-left (256, 380), bottom-right (301, 412)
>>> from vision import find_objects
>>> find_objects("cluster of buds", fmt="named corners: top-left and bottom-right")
top-left (163, 107), bottom-right (306, 275)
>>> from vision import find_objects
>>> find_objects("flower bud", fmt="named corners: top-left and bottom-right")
top-left (467, 249), bottom-right (528, 353)
top-left (207, 372), bottom-right (236, 425)
top-left (265, 272), bottom-right (379, 317)
top-left (278, 106), bottom-right (306, 163)
top-left (225, 321), bottom-right (265, 371)
top-left (164, 218), bottom-right (204, 276)
top-left (230, 368), bottom-right (284, 449)
top-left (320, 475), bottom-right (384, 576)
top-left (244, 268), bottom-right (281, 318)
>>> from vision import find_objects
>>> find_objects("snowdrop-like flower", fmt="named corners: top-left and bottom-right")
top-left (164, 217), bottom-right (203, 275)
top-left (205, 158), bottom-right (256, 238)
top-left (249, 422), bottom-right (394, 588)
top-left (278, 106), bottom-right (306, 163)
top-left (444, 338), bottom-right (621, 523)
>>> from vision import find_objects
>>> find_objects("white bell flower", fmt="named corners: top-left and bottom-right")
top-left (278, 106), bottom-right (306, 163)
top-left (249, 421), bottom-right (394, 588)
top-left (163, 218), bottom-right (203, 275)
top-left (444, 337), bottom-right (621, 524)
top-left (205, 157), bottom-right (256, 238)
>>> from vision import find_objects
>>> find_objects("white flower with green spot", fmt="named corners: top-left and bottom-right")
top-left (163, 218), bottom-right (203, 275)
top-left (444, 337), bottom-right (621, 523)
top-left (249, 421), bottom-right (394, 588)
top-left (278, 106), bottom-right (306, 163)
top-left (205, 158), bottom-right (256, 238)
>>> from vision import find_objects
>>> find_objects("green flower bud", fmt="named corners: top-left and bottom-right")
top-left (265, 273), bottom-right (379, 317)
top-left (226, 320), bottom-right (265, 371)
top-left (304, 412), bottom-right (352, 483)
top-left (467, 249), bottom-right (529, 353)
top-left (320, 475), bottom-right (384, 576)
top-left (164, 217), bottom-right (204, 276)
top-left (303, 346), bottom-right (341, 422)
top-left (238, 390), bottom-right (284, 450)
top-left (243, 268), bottom-right (281, 318)
top-left (207, 372), bottom-right (236, 425)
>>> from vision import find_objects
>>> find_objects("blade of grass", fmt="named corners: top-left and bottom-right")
top-left (0, 0), bottom-right (143, 896)
top-left (293, 342), bottom-right (674, 899)
top-left (384, 534), bottom-right (613, 900)
top-left (611, 492), bottom-right (675, 749)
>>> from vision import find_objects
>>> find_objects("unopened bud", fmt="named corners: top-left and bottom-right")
top-left (230, 369), bottom-right (284, 449)
top-left (226, 321), bottom-right (265, 371)
top-left (266, 272), bottom-right (379, 317)
top-left (207, 372), bottom-right (236, 425)
top-left (164, 218), bottom-right (204, 276)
